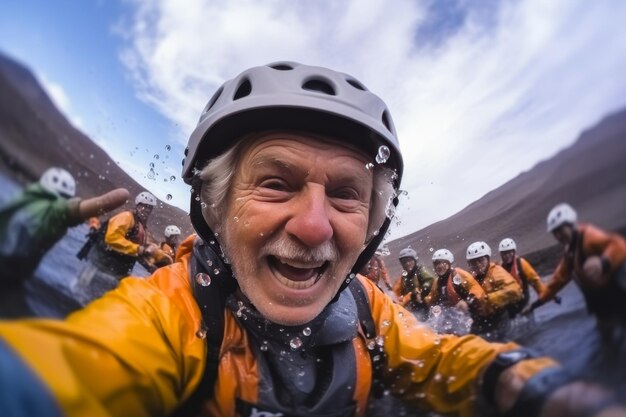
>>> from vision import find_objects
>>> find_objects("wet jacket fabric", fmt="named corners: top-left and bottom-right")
top-left (87, 210), bottom-right (147, 278)
top-left (0, 183), bottom-right (81, 284)
top-left (501, 257), bottom-right (545, 313)
top-left (0, 236), bottom-right (557, 417)
top-left (426, 267), bottom-right (483, 308)
top-left (539, 223), bottom-right (626, 317)
top-left (456, 263), bottom-right (522, 318)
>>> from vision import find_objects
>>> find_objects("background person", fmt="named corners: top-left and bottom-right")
top-left (0, 63), bottom-right (623, 417)
top-left (358, 249), bottom-right (393, 292)
top-left (72, 190), bottom-right (157, 304)
top-left (464, 241), bottom-right (523, 341)
top-left (392, 247), bottom-right (435, 320)
top-left (498, 237), bottom-right (548, 317)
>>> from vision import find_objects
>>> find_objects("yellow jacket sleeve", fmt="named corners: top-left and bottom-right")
top-left (484, 264), bottom-right (522, 311)
top-left (359, 277), bottom-right (557, 416)
top-left (519, 257), bottom-right (546, 294)
top-left (104, 211), bottom-right (141, 256)
top-left (0, 254), bottom-right (205, 417)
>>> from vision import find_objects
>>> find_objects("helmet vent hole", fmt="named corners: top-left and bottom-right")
top-left (302, 79), bottom-right (336, 96)
top-left (233, 79), bottom-right (252, 101)
top-left (382, 110), bottom-right (392, 132)
top-left (346, 78), bottom-right (366, 91)
top-left (204, 86), bottom-right (223, 113)
top-left (269, 63), bottom-right (294, 71)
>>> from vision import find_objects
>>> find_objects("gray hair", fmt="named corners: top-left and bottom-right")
top-left (199, 135), bottom-right (397, 242)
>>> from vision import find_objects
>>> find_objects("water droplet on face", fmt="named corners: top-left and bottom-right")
top-left (365, 162), bottom-right (375, 170)
top-left (165, 144), bottom-right (171, 151)
top-left (302, 327), bottom-right (312, 336)
top-left (196, 328), bottom-right (207, 339)
top-left (289, 337), bottom-right (303, 350)
top-left (375, 145), bottom-right (390, 164)
top-left (166, 194), bottom-right (172, 201)
top-left (195, 273), bottom-right (211, 286)
top-left (233, 216), bottom-right (239, 222)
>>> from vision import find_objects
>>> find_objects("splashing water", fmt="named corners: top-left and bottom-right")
top-left (290, 337), bottom-right (303, 350)
top-left (166, 194), bottom-right (172, 201)
top-left (170, 176), bottom-right (176, 181)
top-left (303, 327), bottom-right (312, 336)
top-left (165, 144), bottom-right (171, 151)
top-left (375, 145), bottom-right (390, 164)
top-left (195, 273), bottom-right (211, 287)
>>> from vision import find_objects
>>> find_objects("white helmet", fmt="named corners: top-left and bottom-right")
top-left (498, 238), bottom-right (517, 252)
top-left (40, 167), bottom-right (76, 198)
top-left (164, 225), bottom-right (181, 238)
top-left (432, 249), bottom-right (454, 264)
top-left (135, 191), bottom-right (157, 206)
top-left (398, 247), bottom-right (417, 260)
top-left (466, 241), bottom-right (492, 260)
top-left (547, 203), bottom-right (577, 232)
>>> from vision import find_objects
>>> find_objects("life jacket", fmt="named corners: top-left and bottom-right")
top-left (502, 258), bottom-right (531, 315)
top-left (569, 228), bottom-right (626, 318)
top-left (434, 268), bottom-right (463, 307)
top-left (80, 212), bottom-right (144, 277)
top-left (172, 238), bottom-right (386, 417)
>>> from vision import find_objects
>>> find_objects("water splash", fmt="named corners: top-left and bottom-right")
top-left (375, 145), bottom-right (390, 164)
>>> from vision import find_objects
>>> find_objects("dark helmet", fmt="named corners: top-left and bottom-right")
top-left (183, 61), bottom-right (403, 286)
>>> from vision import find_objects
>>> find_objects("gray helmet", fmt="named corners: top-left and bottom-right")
top-left (399, 247), bottom-right (417, 260)
top-left (183, 62), bottom-right (404, 283)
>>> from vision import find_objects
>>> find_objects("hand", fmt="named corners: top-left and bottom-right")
top-left (77, 188), bottom-right (130, 220)
top-left (582, 256), bottom-right (609, 288)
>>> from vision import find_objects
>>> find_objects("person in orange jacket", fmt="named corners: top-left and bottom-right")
top-left (426, 248), bottom-right (484, 308)
top-left (525, 203), bottom-right (626, 327)
top-left (0, 63), bottom-right (624, 417)
top-left (358, 250), bottom-right (393, 292)
top-left (464, 241), bottom-right (523, 341)
top-left (72, 191), bottom-right (157, 303)
top-left (498, 238), bottom-right (549, 317)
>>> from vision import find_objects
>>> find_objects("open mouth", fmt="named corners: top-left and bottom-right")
top-left (267, 256), bottom-right (329, 290)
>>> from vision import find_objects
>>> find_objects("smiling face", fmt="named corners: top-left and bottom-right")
top-left (468, 255), bottom-right (490, 277)
top-left (219, 133), bottom-right (372, 325)
top-left (433, 260), bottom-right (451, 277)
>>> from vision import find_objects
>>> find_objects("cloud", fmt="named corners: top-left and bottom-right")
top-left (117, 0), bottom-right (626, 240)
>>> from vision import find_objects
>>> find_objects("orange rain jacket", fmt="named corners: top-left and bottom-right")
top-left (0, 236), bottom-right (556, 417)
top-left (538, 223), bottom-right (626, 316)
top-left (461, 263), bottom-right (522, 317)
top-left (104, 211), bottom-right (146, 256)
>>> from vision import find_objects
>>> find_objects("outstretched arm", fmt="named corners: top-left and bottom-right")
top-left (68, 188), bottom-right (130, 224)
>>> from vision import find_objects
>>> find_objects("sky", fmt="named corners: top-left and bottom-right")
top-left (1, 0), bottom-right (625, 241)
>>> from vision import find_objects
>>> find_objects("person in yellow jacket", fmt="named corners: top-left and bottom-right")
top-left (72, 191), bottom-right (157, 304)
top-left (0, 63), bottom-right (624, 417)
top-left (525, 203), bottom-right (626, 327)
top-left (464, 241), bottom-right (523, 341)
top-left (426, 249), bottom-right (485, 308)
top-left (498, 238), bottom-right (547, 317)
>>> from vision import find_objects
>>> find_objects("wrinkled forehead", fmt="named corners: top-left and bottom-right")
top-left (237, 130), bottom-right (371, 164)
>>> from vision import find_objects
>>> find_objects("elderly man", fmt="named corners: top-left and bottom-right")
top-left (0, 63), bottom-right (623, 417)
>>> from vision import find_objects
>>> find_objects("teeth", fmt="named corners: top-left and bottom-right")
top-left (277, 257), bottom-right (325, 269)
top-left (275, 273), bottom-right (319, 289)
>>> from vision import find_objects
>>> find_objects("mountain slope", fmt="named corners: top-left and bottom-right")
top-left (385, 109), bottom-right (626, 277)
top-left (0, 52), bottom-right (193, 240)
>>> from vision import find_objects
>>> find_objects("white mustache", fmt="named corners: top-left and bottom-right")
top-left (260, 236), bottom-right (339, 264)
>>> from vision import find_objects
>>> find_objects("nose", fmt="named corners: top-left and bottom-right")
top-left (284, 185), bottom-right (333, 248)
